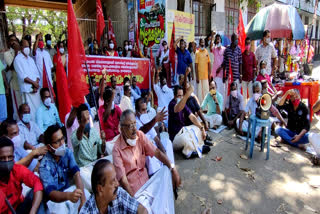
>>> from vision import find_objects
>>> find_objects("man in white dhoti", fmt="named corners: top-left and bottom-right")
top-left (14, 39), bottom-right (41, 121)
top-left (112, 110), bottom-right (181, 213)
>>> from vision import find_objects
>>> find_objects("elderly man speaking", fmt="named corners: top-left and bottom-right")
top-left (112, 109), bottom-right (181, 213)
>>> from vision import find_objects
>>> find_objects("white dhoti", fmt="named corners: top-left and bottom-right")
top-left (46, 185), bottom-right (90, 214)
top-left (309, 133), bottom-right (320, 157)
top-left (10, 84), bottom-right (22, 121)
top-left (135, 167), bottom-right (174, 214)
top-left (236, 118), bottom-right (261, 138)
top-left (146, 132), bottom-right (175, 176)
top-left (197, 79), bottom-right (209, 105)
top-left (203, 114), bottom-right (223, 128)
top-left (215, 77), bottom-right (224, 100)
top-left (173, 125), bottom-right (204, 158)
top-left (22, 91), bottom-right (41, 122)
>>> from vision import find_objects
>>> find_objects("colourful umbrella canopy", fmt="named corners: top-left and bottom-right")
top-left (245, 3), bottom-right (305, 40)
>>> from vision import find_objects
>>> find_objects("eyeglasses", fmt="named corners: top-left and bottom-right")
top-left (52, 136), bottom-right (66, 145)
top-left (121, 123), bottom-right (136, 130)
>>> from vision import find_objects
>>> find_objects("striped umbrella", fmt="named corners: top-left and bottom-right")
top-left (245, 3), bottom-right (305, 40)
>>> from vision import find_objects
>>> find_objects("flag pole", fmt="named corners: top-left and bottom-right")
top-left (85, 62), bottom-right (101, 130)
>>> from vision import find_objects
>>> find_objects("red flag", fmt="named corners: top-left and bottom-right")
top-left (136, 25), bottom-right (141, 55)
top-left (108, 17), bottom-right (117, 48)
top-left (67, 0), bottom-right (88, 107)
top-left (42, 59), bottom-right (56, 100)
top-left (169, 22), bottom-right (176, 80)
top-left (56, 50), bottom-right (72, 124)
top-left (227, 60), bottom-right (234, 96)
top-left (96, 0), bottom-right (105, 46)
top-left (237, 9), bottom-right (246, 52)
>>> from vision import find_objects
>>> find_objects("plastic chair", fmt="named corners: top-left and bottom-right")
top-left (245, 115), bottom-right (272, 160)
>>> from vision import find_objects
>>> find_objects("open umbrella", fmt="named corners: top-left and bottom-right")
top-left (245, 3), bottom-right (305, 40)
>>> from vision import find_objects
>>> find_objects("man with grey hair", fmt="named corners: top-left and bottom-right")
top-left (275, 89), bottom-right (310, 147)
top-left (112, 109), bottom-right (180, 213)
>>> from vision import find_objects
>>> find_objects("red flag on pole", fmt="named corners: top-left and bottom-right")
top-left (108, 17), bottom-right (117, 48)
top-left (169, 22), bottom-right (176, 80)
top-left (237, 9), bottom-right (246, 53)
top-left (67, 0), bottom-right (88, 107)
top-left (227, 60), bottom-right (234, 96)
top-left (96, 0), bottom-right (105, 46)
top-left (56, 50), bottom-right (72, 124)
top-left (42, 59), bottom-right (56, 100)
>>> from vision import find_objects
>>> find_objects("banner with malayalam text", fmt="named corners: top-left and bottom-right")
top-left (82, 55), bottom-right (150, 89)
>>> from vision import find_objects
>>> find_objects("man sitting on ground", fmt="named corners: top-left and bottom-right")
top-left (72, 104), bottom-right (106, 167)
top-left (201, 80), bottom-right (223, 129)
top-left (39, 125), bottom-right (89, 213)
top-left (18, 103), bottom-right (44, 150)
top-left (275, 89), bottom-right (310, 148)
top-left (112, 110), bottom-right (181, 213)
top-left (80, 159), bottom-right (147, 214)
top-left (36, 88), bottom-right (63, 133)
top-left (0, 136), bottom-right (45, 214)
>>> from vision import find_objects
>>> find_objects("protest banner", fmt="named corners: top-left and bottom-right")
top-left (167, 10), bottom-right (195, 45)
top-left (82, 55), bottom-right (150, 89)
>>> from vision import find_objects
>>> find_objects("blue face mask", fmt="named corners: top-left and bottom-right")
top-left (22, 113), bottom-right (31, 123)
top-left (119, 51), bottom-right (123, 56)
top-left (47, 40), bottom-right (52, 46)
top-left (84, 123), bottom-right (91, 135)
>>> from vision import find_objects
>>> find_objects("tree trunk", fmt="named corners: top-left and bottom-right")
top-left (22, 16), bottom-right (26, 36)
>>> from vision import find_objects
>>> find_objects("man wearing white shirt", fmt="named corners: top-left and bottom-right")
top-left (120, 85), bottom-right (133, 111)
top-left (33, 33), bottom-right (53, 87)
top-left (14, 39), bottom-right (41, 121)
top-left (153, 68), bottom-right (174, 111)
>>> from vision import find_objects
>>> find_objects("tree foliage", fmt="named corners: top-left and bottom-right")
top-left (6, 6), bottom-right (67, 42)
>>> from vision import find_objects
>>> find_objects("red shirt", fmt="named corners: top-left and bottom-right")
top-left (242, 52), bottom-right (256, 82)
top-left (0, 164), bottom-right (43, 213)
top-left (98, 105), bottom-right (122, 141)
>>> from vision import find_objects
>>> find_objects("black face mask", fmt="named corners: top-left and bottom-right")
top-left (0, 160), bottom-right (14, 176)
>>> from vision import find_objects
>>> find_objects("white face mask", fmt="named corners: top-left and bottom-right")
top-left (50, 144), bottom-right (66, 157)
top-left (254, 93), bottom-right (261, 101)
top-left (109, 43), bottom-right (114, 49)
top-left (217, 43), bottom-right (222, 48)
top-left (59, 48), bottom-right (65, 54)
top-left (111, 101), bottom-right (115, 110)
top-left (231, 90), bottom-right (237, 98)
top-left (128, 45), bottom-right (133, 50)
top-left (126, 137), bottom-right (137, 146)
top-left (23, 47), bottom-right (30, 56)
top-left (176, 98), bottom-right (181, 103)
top-left (201, 47), bottom-right (205, 50)
top-left (11, 135), bottom-right (23, 148)
top-left (22, 113), bottom-right (31, 123)
top-left (125, 45), bottom-right (129, 51)
top-left (44, 98), bottom-right (51, 107)
top-left (265, 38), bottom-right (271, 44)
top-left (260, 69), bottom-right (267, 76)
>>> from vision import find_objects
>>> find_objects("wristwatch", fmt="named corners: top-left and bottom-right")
top-left (200, 126), bottom-right (204, 130)
top-left (215, 102), bottom-right (219, 105)
top-left (170, 163), bottom-right (175, 171)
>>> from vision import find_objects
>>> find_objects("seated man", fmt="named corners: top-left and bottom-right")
top-left (0, 119), bottom-right (47, 172)
top-left (112, 110), bottom-right (181, 213)
top-left (98, 87), bottom-right (122, 154)
top-left (135, 98), bottom-right (175, 175)
top-left (313, 99), bottom-right (320, 116)
top-left (18, 103), bottom-right (44, 150)
top-left (72, 104), bottom-right (106, 167)
top-left (0, 137), bottom-right (45, 214)
top-left (120, 85), bottom-right (133, 112)
top-left (275, 89), bottom-right (310, 148)
top-left (169, 85), bottom-right (210, 158)
top-left (36, 88), bottom-right (63, 132)
top-left (201, 81), bottom-right (223, 129)
top-left (80, 159), bottom-right (147, 214)
top-left (39, 125), bottom-right (89, 213)
top-left (224, 81), bottom-right (245, 130)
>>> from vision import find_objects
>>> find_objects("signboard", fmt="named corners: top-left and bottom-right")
top-left (83, 56), bottom-right (150, 89)
top-left (167, 10), bottom-right (195, 45)
top-left (138, 0), bottom-right (166, 48)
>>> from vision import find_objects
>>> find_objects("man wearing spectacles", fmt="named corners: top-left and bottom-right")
top-left (112, 109), bottom-right (181, 213)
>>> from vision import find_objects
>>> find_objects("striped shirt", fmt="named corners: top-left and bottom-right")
top-left (222, 45), bottom-right (242, 80)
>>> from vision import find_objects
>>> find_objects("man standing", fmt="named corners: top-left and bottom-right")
top-left (44, 34), bottom-right (56, 61)
top-left (33, 33), bottom-right (54, 88)
top-left (153, 68), bottom-right (174, 111)
top-left (110, 76), bottom-right (122, 105)
top-left (14, 39), bottom-right (41, 121)
top-left (131, 76), bottom-right (141, 98)
top-left (175, 38), bottom-right (193, 77)
top-left (222, 33), bottom-right (242, 94)
top-left (255, 30), bottom-right (277, 76)
top-left (80, 159), bottom-right (147, 214)
top-left (196, 38), bottom-right (211, 104)
top-left (0, 60), bottom-right (8, 122)
top-left (120, 85), bottom-right (133, 111)
top-left (242, 37), bottom-right (257, 104)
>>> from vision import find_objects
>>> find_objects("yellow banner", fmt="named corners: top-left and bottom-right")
top-left (167, 10), bottom-right (195, 45)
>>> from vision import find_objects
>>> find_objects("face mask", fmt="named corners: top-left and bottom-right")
top-left (59, 48), bottom-right (65, 54)
top-left (210, 89), bottom-right (216, 96)
top-left (176, 98), bottom-right (181, 103)
top-left (109, 43), bottom-right (114, 49)
top-left (231, 90), bottom-right (237, 98)
top-left (201, 47), bottom-right (205, 50)
top-left (22, 113), bottom-right (31, 123)
top-left (11, 135), bottom-right (22, 148)
top-left (128, 45), bottom-right (133, 50)
top-left (50, 143), bottom-right (66, 157)
top-left (84, 123), bottom-right (91, 134)
top-left (217, 43), bottom-right (222, 48)
top-left (47, 40), bottom-right (52, 46)
top-left (126, 137), bottom-right (137, 146)
top-left (164, 45), bottom-right (168, 49)
top-left (234, 40), bottom-right (238, 46)
top-left (23, 47), bottom-right (30, 56)
top-left (208, 40), bottom-right (211, 45)
top-left (125, 45), bottom-right (129, 51)
top-left (0, 160), bottom-right (14, 175)
top-left (245, 45), bottom-right (251, 51)
top-left (265, 38), bottom-right (271, 44)
top-left (119, 51), bottom-right (123, 56)
top-left (38, 41), bottom-right (44, 49)
top-left (111, 101), bottom-right (115, 110)
top-left (147, 102), bottom-right (151, 111)
top-left (292, 98), bottom-right (300, 107)
top-left (44, 98), bottom-right (51, 107)
top-left (254, 93), bottom-right (261, 101)
top-left (260, 69), bottom-right (266, 76)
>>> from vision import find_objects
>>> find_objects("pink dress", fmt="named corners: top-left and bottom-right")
top-left (211, 46), bottom-right (226, 78)
top-left (256, 73), bottom-right (275, 95)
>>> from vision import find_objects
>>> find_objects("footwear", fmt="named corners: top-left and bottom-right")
top-left (184, 151), bottom-right (198, 159)
top-left (204, 140), bottom-right (213, 146)
top-left (202, 145), bottom-right (211, 154)
top-left (206, 135), bottom-right (213, 141)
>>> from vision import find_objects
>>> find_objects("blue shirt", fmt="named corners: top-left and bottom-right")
top-left (222, 45), bottom-right (242, 80)
top-left (176, 48), bottom-right (192, 75)
top-left (131, 86), bottom-right (141, 97)
top-left (39, 148), bottom-right (80, 196)
top-left (201, 92), bottom-right (224, 116)
top-left (36, 103), bottom-right (63, 132)
top-left (14, 147), bottom-right (38, 171)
